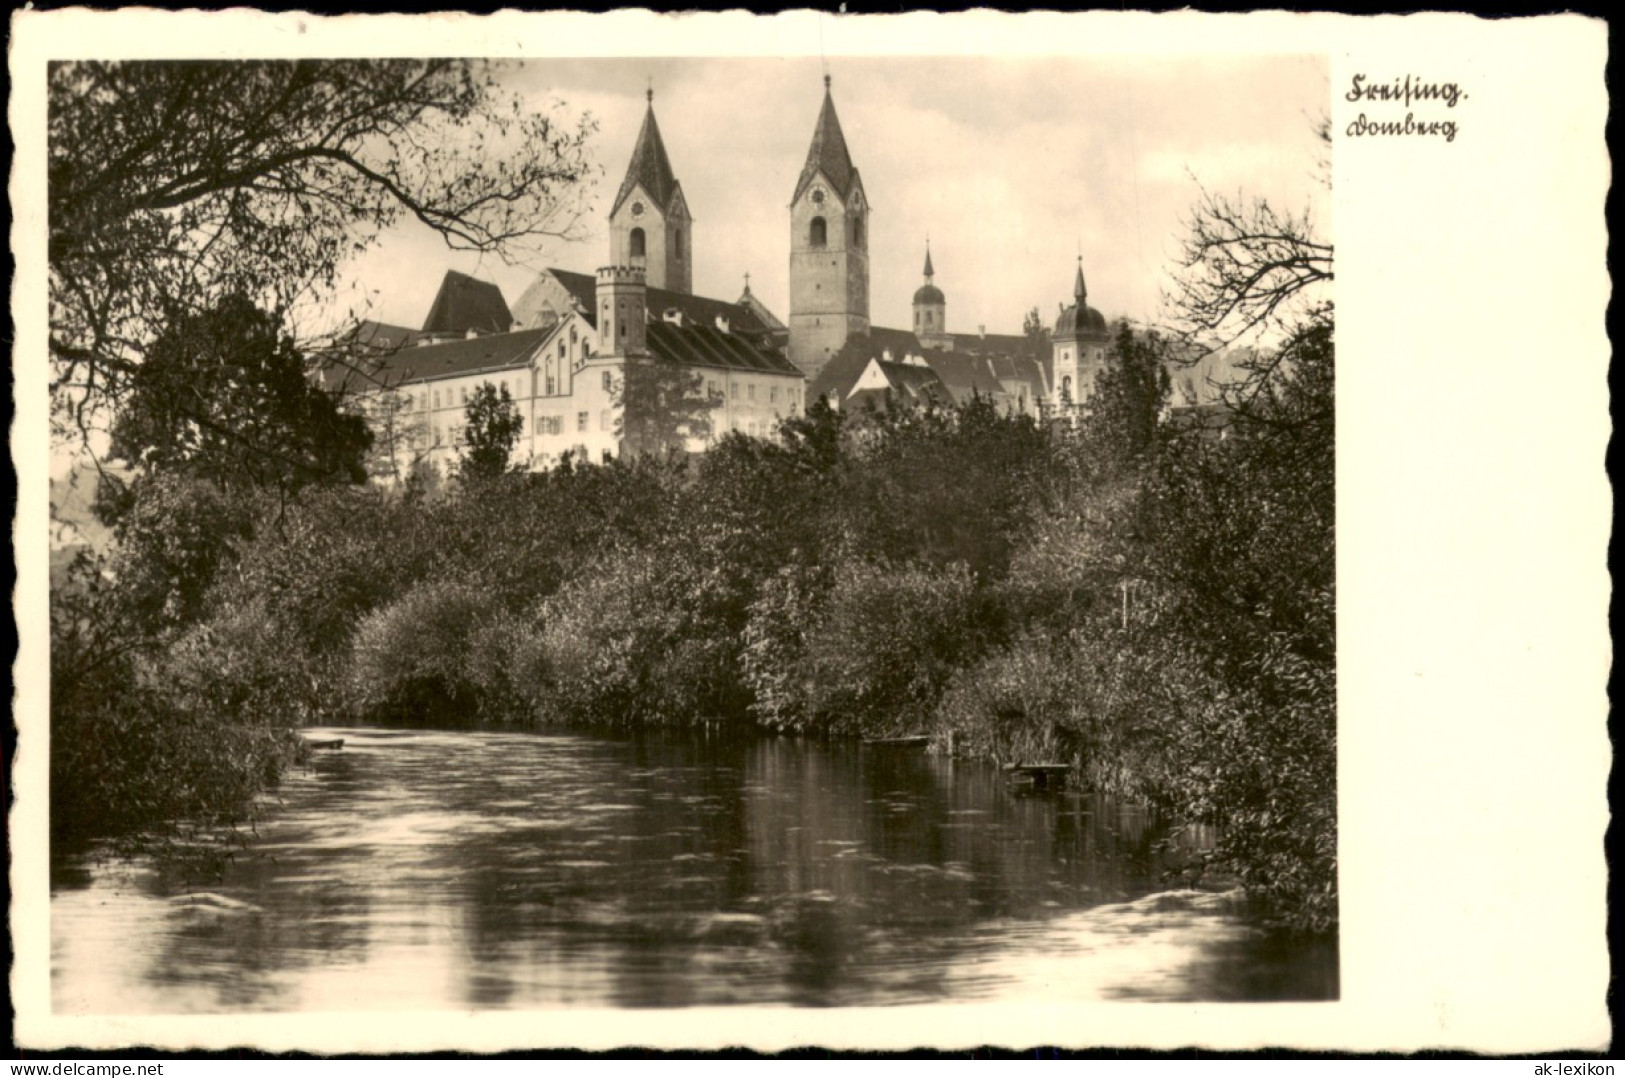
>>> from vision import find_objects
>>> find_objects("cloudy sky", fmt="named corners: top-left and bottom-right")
top-left (338, 53), bottom-right (1329, 340)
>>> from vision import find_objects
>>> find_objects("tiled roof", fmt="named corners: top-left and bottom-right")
top-left (916, 349), bottom-right (1005, 405)
top-left (645, 320), bottom-right (803, 377)
top-left (321, 328), bottom-right (550, 394)
top-left (612, 102), bottom-right (681, 218)
top-left (988, 353), bottom-right (1050, 394)
top-left (873, 359), bottom-right (949, 403)
top-left (867, 325), bottom-right (924, 356)
top-left (737, 286), bottom-right (788, 334)
top-left (348, 320), bottom-right (426, 352)
top-left (422, 271), bottom-right (513, 336)
top-left (545, 268), bottom-right (773, 342)
top-left (951, 331), bottom-right (1031, 357)
top-left (793, 86), bottom-right (858, 203)
top-left (806, 345), bottom-right (876, 404)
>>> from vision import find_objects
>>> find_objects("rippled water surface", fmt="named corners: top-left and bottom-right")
top-left (52, 728), bottom-right (1336, 1012)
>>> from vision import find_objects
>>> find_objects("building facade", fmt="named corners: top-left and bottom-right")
top-left (333, 77), bottom-right (1141, 479)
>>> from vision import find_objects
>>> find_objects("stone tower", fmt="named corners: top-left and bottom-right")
top-left (596, 264), bottom-right (649, 356)
top-left (788, 76), bottom-right (870, 381)
top-left (1052, 258), bottom-right (1111, 411)
top-left (609, 89), bottom-right (692, 294)
top-left (913, 243), bottom-right (950, 350)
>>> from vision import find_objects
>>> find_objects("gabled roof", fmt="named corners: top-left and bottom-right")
top-left (737, 283), bottom-right (788, 334)
top-left (916, 349), bottom-right (1005, 405)
top-left (321, 328), bottom-right (551, 394)
top-left (645, 321), bottom-right (803, 377)
top-left (869, 359), bottom-right (950, 405)
top-left (807, 343), bottom-right (877, 405)
top-left (612, 99), bottom-right (682, 218)
top-left (422, 271), bottom-right (513, 336)
top-left (544, 268), bottom-right (774, 342)
top-left (793, 82), bottom-right (859, 203)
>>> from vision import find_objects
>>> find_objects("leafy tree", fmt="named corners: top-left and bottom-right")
top-left (459, 382), bottom-right (524, 480)
top-left (49, 59), bottom-right (595, 442)
top-left (1079, 321), bottom-right (1172, 470)
top-left (107, 294), bottom-right (371, 498)
top-left (359, 388), bottom-right (432, 486)
top-left (613, 355), bottom-right (716, 459)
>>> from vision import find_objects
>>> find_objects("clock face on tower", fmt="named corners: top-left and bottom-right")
top-left (631, 201), bottom-right (645, 218)
top-left (810, 187), bottom-right (826, 206)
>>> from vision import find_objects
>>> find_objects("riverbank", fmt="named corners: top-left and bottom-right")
top-left (53, 365), bottom-right (1334, 934)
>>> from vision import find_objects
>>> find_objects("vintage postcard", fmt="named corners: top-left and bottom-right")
top-left (10, 8), bottom-right (1610, 1054)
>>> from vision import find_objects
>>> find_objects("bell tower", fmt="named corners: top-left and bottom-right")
top-left (609, 88), bottom-right (693, 294)
top-left (788, 75), bottom-right (870, 382)
top-left (913, 242), bottom-right (950, 350)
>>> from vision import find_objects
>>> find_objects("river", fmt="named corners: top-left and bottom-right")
top-left (51, 726), bottom-right (1336, 1012)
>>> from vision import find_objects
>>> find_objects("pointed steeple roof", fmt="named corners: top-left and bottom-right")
top-left (914, 242), bottom-right (945, 306)
top-left (793, 77), bottom-right (858, 203)
top-left (612, 91), bottom-right (681, 217)
top-left (1074, 258), bottom-right (1088, 303)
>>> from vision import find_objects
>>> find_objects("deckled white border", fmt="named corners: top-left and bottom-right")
top-left (10, 8), bottom-right (1611, 1053)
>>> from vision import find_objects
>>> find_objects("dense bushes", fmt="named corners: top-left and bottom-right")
top-left (53, 335), bottom-right (1335, 931)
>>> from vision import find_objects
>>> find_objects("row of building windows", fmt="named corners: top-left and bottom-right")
top-left (400, 366), bottom-right (800, 421)
top-left (704, 379), bottom-right (800, 409)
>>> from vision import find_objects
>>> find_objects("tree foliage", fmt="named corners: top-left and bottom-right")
top-left (1079, 322), bottom-right (1173, 470)
top-left (49, 59), bottom-right (596, 441)
top-left (613, 355), bottom-right (717, 459)
top-left (107, 294), bottom-right (371, 496)
top-left (459, 382), bottom-right (524, 480)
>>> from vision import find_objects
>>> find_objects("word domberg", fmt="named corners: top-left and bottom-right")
top-left (1345, 73), bottom-right (1465, 143)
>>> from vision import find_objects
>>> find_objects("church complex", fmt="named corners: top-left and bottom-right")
top-left (332, 78), bottom-right (1123, 476)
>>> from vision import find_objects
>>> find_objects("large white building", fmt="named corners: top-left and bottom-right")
top-left (329, 79), bottom-right (1150, 479)
top-left (328, 90), bottom-right (805, 478)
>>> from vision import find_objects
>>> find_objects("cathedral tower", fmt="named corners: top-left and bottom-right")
top-left (913, 243), bottom-right (950, 350)
top-left (1052, 258), bottom-right (1110, 411)
top-left (788, 76), bottom-right (870, 381)
top-left (609, 89), bottom-right (692, 294)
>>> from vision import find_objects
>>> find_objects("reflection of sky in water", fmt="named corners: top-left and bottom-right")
top-left (52, 728), bottom-right (1337, 1012)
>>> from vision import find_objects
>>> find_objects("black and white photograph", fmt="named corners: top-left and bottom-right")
top-left (10, 9), bottom-right (1609, 1055)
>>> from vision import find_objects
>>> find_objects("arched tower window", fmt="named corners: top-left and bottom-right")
top-left (630, 228), bottom-right (646, 258)
top-left (852, 216), bottom-right (865, 247)
top-left (925, 311), bottom-right (934, 327)
top-left (674, 228), bottom-right (684, 259)
top-left (1062, 375), bottom-right (1073, 400)
top-left (809, 216), bottom-right (827, 248)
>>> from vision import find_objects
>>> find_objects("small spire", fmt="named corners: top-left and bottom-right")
top-left (646, 77), bottom-right (653, 105)
top-left (824, 73), bottom-right (832, 92)
top-left (1074, 256), bottom-right (1087, 304)
top-left (923, 241), bottom-right (935, 281)
top-left (742, 270), bottom-right (752, 296)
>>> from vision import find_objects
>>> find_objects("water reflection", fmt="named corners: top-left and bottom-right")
top-left (52, 727), bottom-right (1336, 1012)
